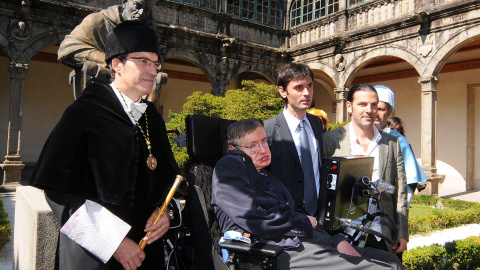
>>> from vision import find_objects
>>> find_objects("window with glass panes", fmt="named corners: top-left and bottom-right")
top-left (290, 0), bottom-right (339, 28)
top-left (226, 0), bottom-right (283, 28)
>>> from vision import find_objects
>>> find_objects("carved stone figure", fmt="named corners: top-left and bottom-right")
top-left (58, 0), bottom-right (156, 82)
top-left (11, 20), bottom-right (31, 40)
top-left (335, 54), bottom-right (345, 72)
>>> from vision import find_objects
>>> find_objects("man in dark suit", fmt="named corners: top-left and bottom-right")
top-left (323, 83), bottom-right (408, 254)
top-left (212, 119), bottom-right (402, 269)
top-left (265, 63), bottom-right (324, 216)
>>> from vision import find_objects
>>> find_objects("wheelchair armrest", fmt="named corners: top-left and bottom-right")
top-left (219, 239), bottom-right (284, 257)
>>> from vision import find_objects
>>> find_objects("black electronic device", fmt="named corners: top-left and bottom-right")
top-left (317, 156), bottom-right (374, 230)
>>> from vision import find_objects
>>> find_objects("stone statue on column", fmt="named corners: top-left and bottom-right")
top-left (58, 0), bottom-right (168, 101)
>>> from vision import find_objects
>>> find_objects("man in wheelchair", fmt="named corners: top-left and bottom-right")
top-left (211, 119), bottom-right (402, 269)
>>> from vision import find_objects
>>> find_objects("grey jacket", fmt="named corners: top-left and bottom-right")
top-left (323, 123), bottom-right (408, 252)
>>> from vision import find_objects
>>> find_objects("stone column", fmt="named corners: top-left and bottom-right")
top-left (211, 74), bottom-right (227, 96)
top-left (418, 75), bottom-right (444, 196)
top-left (1, 62), bottom-right (28, 190)
top-left (334, 87), bottom-right (349, 123)
top-left (211, 87), bottom-right (226, 97)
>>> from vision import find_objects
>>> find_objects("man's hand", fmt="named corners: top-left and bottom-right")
top-left (307, 215), bottom-right (317, 228)
top-left (142, 208), bottom-right (170, 245)
top-left (114, 237), bottom-right (145, 270)
top-left (393, 237), bottom-right (408, 253)
top-left (336, 240), bottom-right (361, 257)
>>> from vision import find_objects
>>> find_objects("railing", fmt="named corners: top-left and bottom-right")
top-left (289, 0), bottom-right (421, 48)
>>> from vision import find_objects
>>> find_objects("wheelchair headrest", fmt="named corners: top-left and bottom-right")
top-left (186, 114), bottom-right (236, 161)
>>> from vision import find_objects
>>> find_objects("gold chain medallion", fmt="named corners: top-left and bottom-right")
top-left (147, 153), bottom-right (157, 170)
top-left (120, 92), bottom-right (156, 171)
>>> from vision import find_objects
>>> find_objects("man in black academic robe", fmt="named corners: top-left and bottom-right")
top-left (30, 22), bottom-right (180, 270)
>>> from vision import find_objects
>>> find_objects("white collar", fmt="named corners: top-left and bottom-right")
top-left (282, 108), bottom-right (311, 132)
top-left (111, 83), bottom-right (147, 124)
top-left (349, 123), bottom-right (382, 146)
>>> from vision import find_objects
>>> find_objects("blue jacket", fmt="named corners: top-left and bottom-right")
top-left (211, 150), bottom-right (313, 248)
top-left (389, 129), bottom-right (427, 185)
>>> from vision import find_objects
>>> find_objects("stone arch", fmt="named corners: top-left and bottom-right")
top-left (308, 61), bottom-right (337, 83)
top-left (10, 28), bottom-right (70, 63)
top-left (342, 45), bottom-right (424, 87)
top-left (165, 48), bottom-right (217, 89)
top-left (425, 24), bottom-right (480, 76)
top-left (308, 62), bottom-right (337, 100)
top-left (226, 63), bottom-right (276, 87)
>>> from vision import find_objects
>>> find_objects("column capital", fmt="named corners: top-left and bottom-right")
top-left (9, 62), bottom-right (29, 79)
top-left (334, 87), bottom-right (349, 100)
top-left (418, 75), bottom-right (439, 92)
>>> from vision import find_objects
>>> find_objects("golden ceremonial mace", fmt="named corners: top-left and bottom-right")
top-left (139, 175), bottom-right (185, 249)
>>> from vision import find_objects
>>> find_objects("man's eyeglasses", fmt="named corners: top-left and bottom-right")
top-left (235, 138), bottom-right (272, 154)
top-left (125, 57), bottom-right (161, 70)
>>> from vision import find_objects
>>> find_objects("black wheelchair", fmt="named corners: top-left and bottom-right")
top-left (164, 114), bottom-right (283, 270)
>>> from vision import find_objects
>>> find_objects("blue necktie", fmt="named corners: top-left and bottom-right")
top-left (299, 120), bottom-right (317, 216)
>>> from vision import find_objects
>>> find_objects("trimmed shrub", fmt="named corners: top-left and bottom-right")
top-left (0, 197), bottom-right (11, 251)
top-left (411, 194), bottom-right (439, 206)
top-left (403, 237), bottom-right (480, 269)
top-left (403, 244), bottom-right (447, 270)
top-left (444, 237), bottom-right (480, 270)
top-left (442, 199), bottom-right (480, 211)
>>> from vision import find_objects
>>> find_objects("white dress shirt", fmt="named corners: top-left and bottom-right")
top-left (282, 108), bottom-right (321, 196)
top-left (347, 123), bottom-right (383, 240)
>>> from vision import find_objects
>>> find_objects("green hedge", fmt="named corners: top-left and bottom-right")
top-left (409, 195), bottom-right (480, 235)
top-left (411, 194), bottom-right (439, 206)
top-left (403, 237), bottom-right (480, 270)
top-left (403, 244), bottom-right (447, 270)
top-left (0, 197), bottom-right (11, 251)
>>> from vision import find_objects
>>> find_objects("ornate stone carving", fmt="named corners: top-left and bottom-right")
top-left (218, 56), bottom-right (228, 74)
top-left (10, 20), bottom-right (31, 41)
top-left (329, 33), bottom-right (351, 47)
top-left (221, 37), bottom-right (235, 53)
top-left (334, 54), bottom-right (346, 72)
top-left (418, 34), bottom-right (434, 57)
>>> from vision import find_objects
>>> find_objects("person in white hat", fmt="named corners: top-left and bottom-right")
top-left (374, 85), bottom-right (428, 209)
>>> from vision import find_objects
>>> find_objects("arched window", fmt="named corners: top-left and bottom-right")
top-left (226, 0), bottom-right (284, 28)
top-left (290, 0), bottom-right (339, 28)
top-left (171, 0), bottom-right (219, 11)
